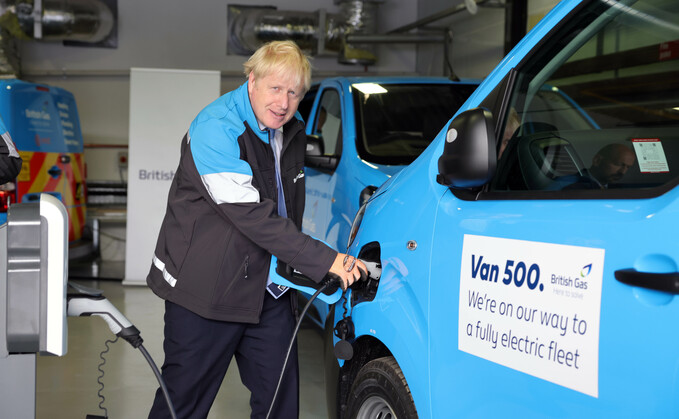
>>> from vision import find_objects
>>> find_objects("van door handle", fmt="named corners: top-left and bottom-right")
top-left (614, 268), bottom-right (679, 294)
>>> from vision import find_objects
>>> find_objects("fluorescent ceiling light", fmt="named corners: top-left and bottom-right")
top-left (353, 83), bottom-right (388, 94)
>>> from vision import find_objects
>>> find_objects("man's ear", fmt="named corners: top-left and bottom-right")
top-left (592, 154), bottom-right (603, 167)
top-left (248, 71), bottom-right (255, 95)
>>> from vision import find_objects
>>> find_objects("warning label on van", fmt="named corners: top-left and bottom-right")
top-left (458, 235), bottom-right (603, 397)
top-left (631, 138), bottom-right (669, 173)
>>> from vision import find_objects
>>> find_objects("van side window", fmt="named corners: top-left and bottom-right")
top-left (313, 89), bottom-right (343, 158)
top-left (298, 86), bottom-right (318, 125)
top-left (489, 0), bottom-right (679, 197)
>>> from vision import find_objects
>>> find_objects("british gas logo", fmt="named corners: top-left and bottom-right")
top-left (550, 264), bottom-right (592, 295)
top-left (25, 108), bottom-right (51, 121)
top-left (580, 263), bottom-right (592, 278)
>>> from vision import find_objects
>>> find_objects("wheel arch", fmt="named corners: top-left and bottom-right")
top-left (338, 335), bottom-right (393, 418)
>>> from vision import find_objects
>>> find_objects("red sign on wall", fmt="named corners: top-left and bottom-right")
top-left (659, 40), bottom-right (679, 61)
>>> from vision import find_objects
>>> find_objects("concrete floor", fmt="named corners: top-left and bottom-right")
top-left (35, 278), bottom-right (328, 419)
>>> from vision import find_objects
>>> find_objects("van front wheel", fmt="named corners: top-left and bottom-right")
top-left (345, 356), bottom-right (418, 419)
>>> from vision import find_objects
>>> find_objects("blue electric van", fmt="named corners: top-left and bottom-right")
top-left (0, 80), bottom-right (87, 245)
top-left (328, 0), bottom-right (679, 417)
top-left (298, 77), bottom-right (480, 326)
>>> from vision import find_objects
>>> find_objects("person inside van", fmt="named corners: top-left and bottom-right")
top-left (499, 107), bottom-right (520, 158)
top-left (0, 114), bottom-right (22, 184)
top-left (564, 143), bottom-right (636, 189)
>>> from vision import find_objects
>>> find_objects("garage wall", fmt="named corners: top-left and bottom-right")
top-left (19, 0), bottom-right (419, 76)
top-left (16, 0), bottom-right (420, 180)
top-left (416, 0), bottom-right (561, 79)
top-left (415, 1), bottom-right (505, 79)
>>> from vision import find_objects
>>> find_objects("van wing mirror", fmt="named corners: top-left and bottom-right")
top-left (305, 134), bottom-right (339, 173)
top-left (306, 134), bottom-right (324, 156)
top-left (436, 107), bottom-right (496, 188)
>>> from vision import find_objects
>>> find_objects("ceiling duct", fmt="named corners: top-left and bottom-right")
top-left (227, 0), bottom-right (383, 66)
top-left (0, 0), bottom-right (115, 77)
top-left (2, 0), bottom-right (114, 42)
top-left (336, 0), bottom-right (381, 64)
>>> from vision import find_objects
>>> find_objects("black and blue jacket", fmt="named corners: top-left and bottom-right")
top-left (147, 81), bottom-right (337, 323)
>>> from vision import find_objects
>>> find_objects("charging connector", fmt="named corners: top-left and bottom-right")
top-left (66, 282), bottom-right (177, 419)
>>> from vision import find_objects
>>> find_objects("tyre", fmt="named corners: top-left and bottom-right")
top-left (345, 356), bottom-right (418, 419)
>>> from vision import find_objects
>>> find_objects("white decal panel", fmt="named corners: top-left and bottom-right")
top-left (459, 234), bottom-right (604, 397)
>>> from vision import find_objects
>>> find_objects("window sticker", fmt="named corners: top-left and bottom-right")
top-left (631, 138), bottom-right (669, 173)
top-left (459, 235), bottom-right (604, 398)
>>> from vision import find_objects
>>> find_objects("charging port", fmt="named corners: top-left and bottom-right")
top-left (351, 241), bottom-right (381, 307)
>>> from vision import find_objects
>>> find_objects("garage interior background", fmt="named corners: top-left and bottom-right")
top-left (5, 0), bottom-right (558, 263)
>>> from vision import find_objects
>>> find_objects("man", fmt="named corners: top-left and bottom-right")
top-left (498, 107), bottom-right (520, 158)
top-left (587, 143), bottom-right (636, 187)
top-left (147, 41), bottom-right (365, 419)
top-left (564, 143), bottom-right (636, 189)
top-left (0, 114), bottom-right (22, 184)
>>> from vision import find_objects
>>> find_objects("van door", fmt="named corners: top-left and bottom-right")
top-left (429, 0), bottom-right (679, 415)
top-left (302, 84), bottom-right (344, 248)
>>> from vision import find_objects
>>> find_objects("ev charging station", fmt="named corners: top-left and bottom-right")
top-left (0, 194), bottom-right (176, 419)
top-left (0, 193), bottom-right (372, 419)
top-left (0, 194), bottom-right (68, 419)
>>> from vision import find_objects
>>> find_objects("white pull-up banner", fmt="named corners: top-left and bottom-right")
top-left (124, 68), bottom-right (220, 285)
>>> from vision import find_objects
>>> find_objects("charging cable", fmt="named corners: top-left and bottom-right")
top-left (265, 276), bottom-right (339, 419)
top-left (67, 282), bottom-right (177, 419)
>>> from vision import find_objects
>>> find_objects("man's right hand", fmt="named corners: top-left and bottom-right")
top-left (329, 253), bottom-right (367, 291)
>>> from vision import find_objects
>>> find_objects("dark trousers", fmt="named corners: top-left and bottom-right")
top-left (148, 293), bottom-right (299, 419)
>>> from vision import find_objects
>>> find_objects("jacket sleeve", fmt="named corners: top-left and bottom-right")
top-left (0, 117), bottom-right (22, 184)
top-left (189, 118), bottom-right (336, 282)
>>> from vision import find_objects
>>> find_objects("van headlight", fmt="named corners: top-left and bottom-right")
top-left (347, 202), bottom-right (367, 249)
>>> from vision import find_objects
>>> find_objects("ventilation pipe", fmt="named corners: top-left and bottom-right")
top-left (336, 0), bottom-right (381, 64)
top-left (0, 0), bottom-right (114, 77)
top-left (227, 0), bottom-right (383, 66)
top-left (0, 27), bottom-right (19, 76)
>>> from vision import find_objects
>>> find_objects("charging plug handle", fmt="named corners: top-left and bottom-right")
top-left (67, 295), bottom-right (143, 348)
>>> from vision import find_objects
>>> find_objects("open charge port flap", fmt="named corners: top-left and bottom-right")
top-left (351, 242), bottom-right (381, 307)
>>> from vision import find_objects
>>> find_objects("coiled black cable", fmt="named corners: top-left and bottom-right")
top-left (95, 336), bottom-right (119, 417)
top-left (94, 336), bottom-right (176, 419)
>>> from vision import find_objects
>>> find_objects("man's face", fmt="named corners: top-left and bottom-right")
top-left (593, 149), bottom-right (636, 184)
top-left (248, 70), bottom-right (303, 130)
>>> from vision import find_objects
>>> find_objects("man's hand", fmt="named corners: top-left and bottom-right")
top-left (329, 253), bottom-right (367, 291)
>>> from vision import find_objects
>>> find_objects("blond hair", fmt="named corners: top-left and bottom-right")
top-left (243, 41), bottom-right (312, 93)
